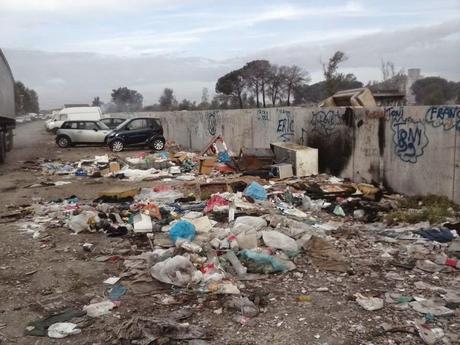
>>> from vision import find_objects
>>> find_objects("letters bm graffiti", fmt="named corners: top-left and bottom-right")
top-left (311, 110), bottom-right (342, 136)
top-left (391, 113), bottom-right (428, 164)
top-left (425, 106), bottom-right (460, 131)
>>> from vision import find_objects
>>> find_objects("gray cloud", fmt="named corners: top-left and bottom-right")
top-left (4, 20), bottom-right (459, 109)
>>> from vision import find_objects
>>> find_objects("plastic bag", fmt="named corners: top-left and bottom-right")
top-left (169, 220), bottom-right (196, 244)
top-left (240, 249), bottom-right (288, 273)
top-left (244, 181), bottom-right (267, 201)
top-left (47, 322), bottom-right (81, 338)
top-left (232, 216), bottom-right (267, 234)
top-left (217, 151), bottom-right (231, 163)
top-left (150, 255), bottom-right (201, 287)
top-left (68, 211), bottom-right (97, 233)
top-left (262, 231), bottom-right (298, 255)
top-left (83, 300), bottom-right (116, 317)
top-left (204, 195), bottom-right (229, 213)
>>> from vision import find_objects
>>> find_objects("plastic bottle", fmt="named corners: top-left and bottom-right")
top-left (225, 251), bottom-right (247, 276)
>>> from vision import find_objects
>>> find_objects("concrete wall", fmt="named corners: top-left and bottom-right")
top-left (106, 105), bottom-right (460, 203)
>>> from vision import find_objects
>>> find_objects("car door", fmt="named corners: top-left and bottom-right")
top-left (124, 119), bottom-right (150, 145)
top-left (82, 121), bottom-right (105, 143)
top-left (93, 122), bottom-right (111, 142)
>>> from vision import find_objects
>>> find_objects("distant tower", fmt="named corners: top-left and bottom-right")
top-left (406, 68), bottom-right (422, 105)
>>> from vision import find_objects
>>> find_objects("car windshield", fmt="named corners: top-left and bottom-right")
top-left (114, 119), bottom-right (130, 131)
top-left (97, 121), bottom-right (110, 130)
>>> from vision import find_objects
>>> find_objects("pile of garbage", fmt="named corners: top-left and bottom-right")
top-left (7, 170), bottom-right (460, 343)
top-left (22, 151), bottom-right (199, 183)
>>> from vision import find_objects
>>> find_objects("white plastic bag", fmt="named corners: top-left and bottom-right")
top-left (68, 211), bottom-right (97, 233)
top-left (150, 255), bottom-right (202, 287)
top-left (232, 216), bottom-right (267, 234)
top-left (262, 231), bottom-right (298, 253)
top-left (48, 322), bottom-right (81, 338)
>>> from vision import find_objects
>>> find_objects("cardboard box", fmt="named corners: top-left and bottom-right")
top-left (109, 162), bottom-right (120, 173)
top-left (199, 157), bottom-right (217, 175)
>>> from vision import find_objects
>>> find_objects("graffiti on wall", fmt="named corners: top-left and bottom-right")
top-left (311, 109), bottom-right (343, 136)
top-left (425, 106), bottom-right (460, 131)
top-left (256, 109), bottom-right (270, 121)
top-left (206, 111), bottom-right (218, 136)
top-left (390, 108), bottom-right (429, 163)
top-left (276, 109), bottom-right (294, 141)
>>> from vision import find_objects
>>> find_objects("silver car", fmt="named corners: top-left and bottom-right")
top-left (55, 120), bottom-right (112, 148)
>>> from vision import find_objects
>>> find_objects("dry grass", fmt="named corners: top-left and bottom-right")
top-left (385, 194), bottom-right (459, 225)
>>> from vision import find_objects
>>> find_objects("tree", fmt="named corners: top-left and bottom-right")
top-left (111, 87), bottom-right (143, 112)
top-left (323, 51), bottom-right (348, 96)
top-left (14, 81), bottom-right (39, 114)
top-left (266, 65), bottom-right (286, 106)
top-left (283, 65), bottom-right (310, 106)
top-left (241, 60), bottom-right (272, 108)
top-left (178, 99), bottom-right (196, 111)
top-left (412, 77), bottom-right (459, 105)
top-left (92, 96), bottom-right (102, 106)
top-left (198, 87), bottom-right (210, 110)
top-left (159, 88), bottom-right (177, 110)
top-left (381, 60), bottom-right (396, 81)
top-left (215, 69), bottom-right (245, 109)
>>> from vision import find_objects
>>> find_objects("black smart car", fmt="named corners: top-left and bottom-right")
top-left (105, 117), bottom-right (165, 152)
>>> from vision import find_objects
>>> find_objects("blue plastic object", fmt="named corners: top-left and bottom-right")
top-left (75, 168), bottom-right (87, 177)
top-left (244, 181), bottom-right (267, 201)
top-left (169, 220), bottom-right (196, 244)
top-left (217, 151), bottom-right (231, 163)
top-left (416, 227), bottom-right (453, 243)
top-left (240, 249), bottom-right (287, 272)
top-left (108, 284), bottom-right (127, 301)
top-left (157, 151), bottom-right (169, 159)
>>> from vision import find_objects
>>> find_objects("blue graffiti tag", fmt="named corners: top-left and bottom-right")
top-left (256, 109), bottom-right (270, 121)
top-left (390, 109), bottom-right (429, 164)
top-left (311, 110), bottom-right (342, 136)
top-left (425, 106), bottom-right (460, 131)
top-left (276, 109), bottom-right (294, 142)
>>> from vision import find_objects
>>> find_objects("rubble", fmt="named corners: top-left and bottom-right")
top-left (5, 140), bottom-right (460, 344)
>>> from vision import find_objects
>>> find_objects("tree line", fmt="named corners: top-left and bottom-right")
top-left (94, 50), bottom-right (459, 112)
top-left (14, 81), bottom-right (40, 114)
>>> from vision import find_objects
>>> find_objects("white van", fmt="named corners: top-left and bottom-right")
top-left (46, 107), bottom-right (102, 132)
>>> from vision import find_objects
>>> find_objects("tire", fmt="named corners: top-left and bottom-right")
top-left (56, 135), bottom-right (71, 148)
top-left (6, 129), bottom-right (13, 152)
top-left (110, 139), bottom-right (124, 152)
top-left (150, 138), bottom-right (165, 151)
top-left (0, 132), bottom-right (6, 164)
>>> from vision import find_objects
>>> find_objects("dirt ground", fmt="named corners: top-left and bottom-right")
top-left (0, 121), bottom-right (458, 345)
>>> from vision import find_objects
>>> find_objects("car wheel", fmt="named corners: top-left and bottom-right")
top-left (0, 132), bottom-right (6, 164)
top-left (56, 136), bottom-right (71, 148)
top-left (5, 129), bottom-right (13, 152)
top-left (111, 139), bottom-right (124, 152)
top-left (151, 138), bottom-right (165, 151)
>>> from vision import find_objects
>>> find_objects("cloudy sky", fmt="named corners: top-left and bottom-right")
top-left (1, 0), bottom-right (459, 108)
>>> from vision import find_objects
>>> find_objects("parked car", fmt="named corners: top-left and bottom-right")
top-left (47, 106), bottom-right (102, 133)
top-left (55, 120), bottom-right (112, 148)
top-left (100, 117), bottom-right (126, 129)
top-left (105, 117), bottom-right (165, 152)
